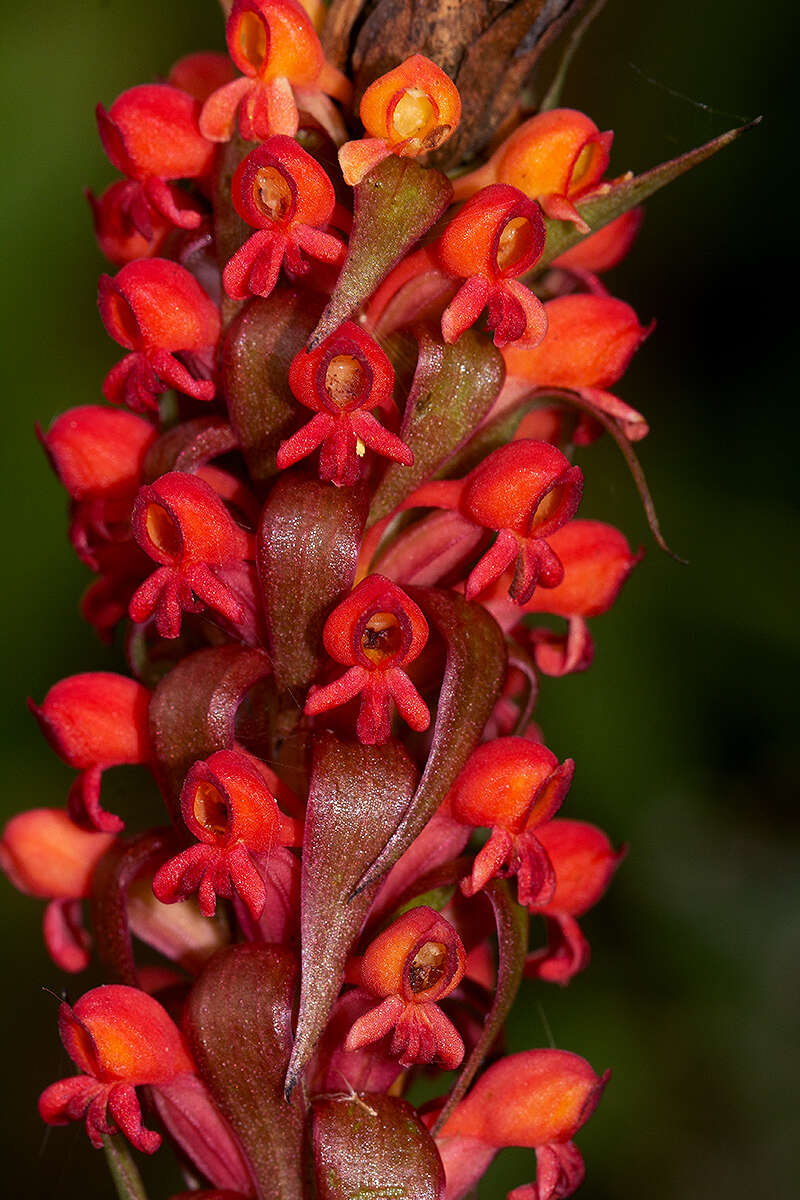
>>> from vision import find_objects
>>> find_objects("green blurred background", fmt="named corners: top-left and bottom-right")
top-left (1, 1), bottom-right (796, 1197)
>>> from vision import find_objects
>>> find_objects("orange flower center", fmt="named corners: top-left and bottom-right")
top-left (391, 88), bottom-right (436, 140)
top-left (360, 611), bottom-right (403, 665)
top-left (192, 781), bottom-right (229, 836)
top-left (530, 485), bottom-right (563, 531)
top-left (238, 12), bottom-right (268, 73)
top-left (145, 503), bottom-right (182, 558)
top-left (496, 216), bottom-right (535, 272)
top-left (408, 941), bottom-right (447, 993)
top-left (324, 354), bottom-right (365, 408)
top-left (253, 166), bottom-right (293, 222)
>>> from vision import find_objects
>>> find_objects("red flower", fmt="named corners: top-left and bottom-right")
top-left (152, 750), bottom-right (302, 919)
top-left (98, 259), bottom-right (220, 412)
top-left (200, 0), bottom-right (350, 143)
top-left (304, 575), bottom-right (430, 745)
top-left (448, 737), bottom-right (574, 905)
top-left (345, 906), bottom-right (466, 1069)
top-left (0, 809), bottom-right (114, 971)
top-left (96, 84), bottom-right (213, 234)
top-left (88, 180), bottom-right (172, 266)
top-left (223, 137), bottom-right (345, 301)
top-left (129, 471), bottom-right (254, 638)
top-left (407, 440), bottom-right (583, 603)
top-left (525, 819), bottom-right (625, 985)
top-left (438, 184), bottom-right (548, 348)
top-left (339, 54), bottom-right (461, 185)
top-left (39, 985), bottom-right (194, 1152)
top-left (501, 293), bottom-right (652, 442)
top-left (437, 1048), bottom-right (609, 1200)
top-left (38, 405), bottom-right (156, 569)
top-left (483, 519), bottom-right (642, 675)
top-left (29, 673), bottom-right (151, 833)
top-left (277, 321), bottom-right (411, 486)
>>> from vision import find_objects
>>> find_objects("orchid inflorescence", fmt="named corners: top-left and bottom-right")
top-left (2, 2), bottom-right (745, 1197)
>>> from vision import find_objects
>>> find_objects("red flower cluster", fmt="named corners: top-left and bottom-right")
top-left (3, 6), bottom-right (715, 1197)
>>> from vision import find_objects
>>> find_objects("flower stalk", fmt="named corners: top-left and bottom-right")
top-left (1, 2), bottom-right (755, 1197)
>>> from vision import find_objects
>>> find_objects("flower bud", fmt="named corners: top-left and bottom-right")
top-left (0, 808), bottom-right (113, 900)
top-left (503, 294), bottom-right (648, 392)
top-left (526, 819), bottom-right (625, 985)
top-left (482, 520), bottom-right (642, 676)
top-left (438, 1049), bottom-right (609, 1200)
top-left (39, 406), bottom-right (156, 502)
top-left (0, 808), bottom-right (115, 972)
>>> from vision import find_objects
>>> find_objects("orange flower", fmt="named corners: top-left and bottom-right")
top-left (345, 906), bottom-right (466, 1069)
top-left (453, 107), bottom-right (612, 232)
top-left (200, 0), bottom-right (350, 142)
top-left (339, 54), bottom-right (461, 185)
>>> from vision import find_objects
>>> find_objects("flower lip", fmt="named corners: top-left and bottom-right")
top-left (191, 779), bottom-right (231, 840)
top-left (315, 338), bottom-right (374, 413)
top-left (354, 607), bottom-right (412, 668)
top-left (182, 762), bottom-right (236, 846)
top-left (233, 151), bottom-right (299, 228)
top-left (402, 935), bottom-right (458, 1002)
top-left (493, 213), bottom-right (537, 276)
top-left (143, 499), bottom-right (184, 562)
top-left (235, 8), bottom-right (270, 75)
top-left (253, 164), bottom-right (295, 223)
top-left (387, 86), bottom-right (441, 145)
top-left (322, 353), bottom-right (369, 411)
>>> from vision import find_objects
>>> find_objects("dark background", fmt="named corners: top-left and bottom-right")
top-left (1, 1), bottom-right (796, 1197)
